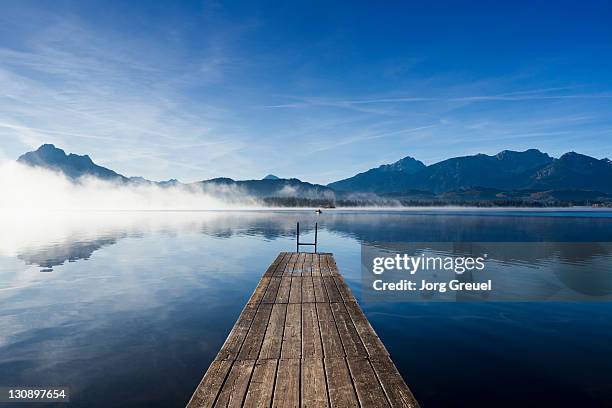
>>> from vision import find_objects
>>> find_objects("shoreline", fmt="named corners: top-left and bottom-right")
top-left (2, 206), bottom-right (612, 214)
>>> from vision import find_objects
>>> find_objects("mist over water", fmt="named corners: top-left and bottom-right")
top-left (0, 162), bottom-right (260, 211)
top-left (1, 200), bottom-right (612, 406)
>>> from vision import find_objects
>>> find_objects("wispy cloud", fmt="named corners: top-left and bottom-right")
top-left (267, 89), bottom-right (612, 110)
top-left (306, 124), bottom-right (438, 154)
top-left (0, 10), bottom-right (256, 182)
top-left (0, 3), bottom-right (611, 185)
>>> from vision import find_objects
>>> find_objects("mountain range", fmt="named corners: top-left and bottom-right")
top-left (17, 144), bottom-right (336, 199)
top-left (329, 149), bottom-right (612, 194)
top-left (16, 144), bottom-right (612, 204)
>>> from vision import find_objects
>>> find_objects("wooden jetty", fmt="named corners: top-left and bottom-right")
top-left (187, 252), bottom-right (419, 408)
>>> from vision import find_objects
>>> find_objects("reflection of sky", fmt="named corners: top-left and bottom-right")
top-left (361, 243), bottom-right (612, 301)
top-left (0, 210), bottom-right (612, 407)
top-left (0, 221), bottom-right (298, 407)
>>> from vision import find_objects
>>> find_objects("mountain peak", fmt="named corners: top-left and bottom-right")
top-left (559, 151), bottom-right (589, 160)
top-left (263, 174), bottom-right (280, 180)
top-left (19, 144), bottom-right (67, 163)
top-left (530, 151), bottom-right (612, 191)
top-left (18, 144), bottom-right (125, 181)
top-left (205, 177), bottom-right (235, 184)
top-left (327, 154), bottom-right (425, 193)
top-left (556, 151), bottom-right (603, 168)
top-left (495, 148), bottom-right (548, 160)
top-left (379, 156), bottom-right (426, 173)
top-left (38, 143), bottom-right (62, 152)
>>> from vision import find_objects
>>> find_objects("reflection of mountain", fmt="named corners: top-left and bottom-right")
top-left (322, 211), bottom-right (612, 243)
top-left (10, 211), bottom-right (612, 273)
top-left (18, 237), bottom-right (120, 271)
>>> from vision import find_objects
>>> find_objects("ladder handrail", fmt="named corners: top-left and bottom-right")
top-left (296, 222), bottom-right (318, 253)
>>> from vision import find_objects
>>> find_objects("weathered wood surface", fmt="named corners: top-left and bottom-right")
top-left (187, 252), bottom-right (419, 408)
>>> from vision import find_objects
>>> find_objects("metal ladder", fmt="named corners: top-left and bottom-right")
top-left (296, 222), bottom-right (318, 253)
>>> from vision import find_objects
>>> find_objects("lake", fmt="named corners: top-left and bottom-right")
top-left (1, 209), bottom-right (612, 407)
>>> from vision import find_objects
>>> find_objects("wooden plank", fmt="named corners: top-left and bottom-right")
top-left (243, 359), bottom-right (278, 408)
top-left (291, 253), bottom-right (301, 275)
top-left (316, 303), bottom-right (343, 358)
top-left (213, 360), bottom-right (255, 408)
top-left (272, 359), bottom-right (300, 408)
top-left (326, 255), bottom-right (340, 277)
top-left (302, 358), bottom-right (329, 408)
top-left (312, 276), bottom-right (328, 303)
top-left (216, 304), bottom-right (258, 360)
top-left (285, 253), bottom-right (299, 276)
top-left (273, 253), bottom-right (291, 277)
top-left (320, 254), bottom-right (331, 276)
top-left (324, 357), bottom-right (359, 408)
top-left (347, 358), bottom-right (390, 407)
top-left (262, 277), bottom-right (282, 304)
top-left (303, 253), bottom-right (313, 277)
top-left (330, 303), bottom-right (367, 357)
top-left (259, 304), bottom-right (287, 360)
top-left (238, 304), bottom-right (273, 360)
top-left (370, 356), bottom-right (420, 408)
top-left (302, 303), bottom-right (323, 358)
top-left (303, 252), bottom-right (310, 275)
top-left (247, 276), bottom-right (271, 305)
top-left (295, 252), bottom-right (307, 275)
top-left (276, 277), bottom-right (292, 303)
top-left (186, 360), bottom-right (233, 408)
top-left (301, 275), bottom-right (316, 303)
top-left (289, 276), bottom-right (302, 303)
top-left (323, 276), bottom-right (342, 303)
top-left (189, 252), bottom-right (419, 408)
top-left (263, 253), bottom-right (287, 277)
top-left (344, 301), bottom-right (389, 357)
top-left (281, 303), bottom-right (301, 358)
top-left (333, 275), bottom-right (355, 303)
top-left (312, 254), bottom-right (322, 276)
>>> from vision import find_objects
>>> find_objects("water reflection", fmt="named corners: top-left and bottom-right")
top-left (0, 210), bottom-right (611, 407)
top-left (4, 210), bottom-right (612, 272)
top-left (363, 242), bottom-right (612, 301)
top-left (19, 238), bottom-right (120, 271)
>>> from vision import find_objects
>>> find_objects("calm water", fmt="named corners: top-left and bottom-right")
top-left (1, 209), bottom-right (612, 407)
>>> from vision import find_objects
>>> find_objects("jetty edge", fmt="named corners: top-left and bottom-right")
top-left (187, 251), bottom-right (420, 407)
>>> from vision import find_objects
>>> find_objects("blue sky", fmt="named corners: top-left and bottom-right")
top-left (0, 0), bottom-right (611, 184)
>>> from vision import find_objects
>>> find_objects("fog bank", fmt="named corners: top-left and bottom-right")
top-left (0, 162), bottom-right (261, 211)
